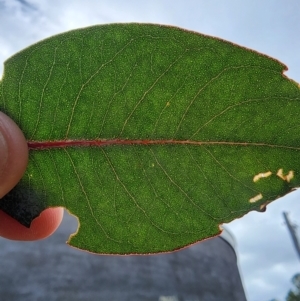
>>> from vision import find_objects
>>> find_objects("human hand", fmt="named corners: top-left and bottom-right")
top-left (0, 112), bottom-right (63, 240)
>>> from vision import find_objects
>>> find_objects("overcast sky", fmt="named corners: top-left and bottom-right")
top-left (1, 1), bottom-right (300, 300)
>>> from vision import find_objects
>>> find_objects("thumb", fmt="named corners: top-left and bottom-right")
top-left (0, 112), bottom-right (28, 198)
top-left (0, 112), bottom-right (63, 241)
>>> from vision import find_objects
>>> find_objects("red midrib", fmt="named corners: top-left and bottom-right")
top-left (27, 139), bottom-right (199, 149)
top-left (27, 139), bottom-right (296, 150)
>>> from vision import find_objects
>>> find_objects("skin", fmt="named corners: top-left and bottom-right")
top-left (0, 111), bottom-right (63, 240)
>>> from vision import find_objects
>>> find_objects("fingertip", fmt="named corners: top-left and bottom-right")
top-left (0, 207), bottom-right (64, 240)
top-left (0, 112), bottom-right (28, 198)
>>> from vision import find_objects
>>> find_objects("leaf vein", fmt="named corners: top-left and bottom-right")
top-left (119, 52), bottom-right (186, 136)
top-left (30, 47), bottom-right (58, 140)
top-left (203, 146), bottom-right (258, 193)
top-left (65, 38), bottom-right (135, 138)
top-left (64, 148), bottom-right (120, 243)
top-left (149, 148), bottom-right (218, 220)
top-left (102, 148), bottom-right (179, 235)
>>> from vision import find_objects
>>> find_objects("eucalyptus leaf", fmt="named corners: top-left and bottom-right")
top-left (0, 24), bottom-right (299, 254)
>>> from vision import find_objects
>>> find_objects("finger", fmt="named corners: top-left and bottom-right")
top-left (0, 207), bottom-right (64, 240)
top-left (0, 112), bottom-right (64, 240)
top-left (0, 111), bottom-right (28, 198)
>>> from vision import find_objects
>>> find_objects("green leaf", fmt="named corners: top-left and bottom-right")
top-left (0, 23), bottom-right (299, 254)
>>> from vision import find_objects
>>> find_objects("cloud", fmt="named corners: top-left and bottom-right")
top-left (0, 0), bottom-right (47, 76)
top-left (15, 0), bottom-right (37, 10)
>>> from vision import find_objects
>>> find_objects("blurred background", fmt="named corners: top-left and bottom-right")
top-left (0, 1), bottom-right (300, 300)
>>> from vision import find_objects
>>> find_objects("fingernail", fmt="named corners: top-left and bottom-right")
top-left (0, 129), bottom-right (8, 176)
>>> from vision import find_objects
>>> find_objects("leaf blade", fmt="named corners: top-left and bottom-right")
top-left (0, 24), bottom-right (299, 254)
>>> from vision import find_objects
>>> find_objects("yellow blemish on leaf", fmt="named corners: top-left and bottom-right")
top-left (166, 101), bottom-right (170, 106)
top-left (249, 193), bottom-right (263, 203)
top-left (286, 171), bottom-right (294, 182)
top-left (253, 171), bottom-right (272, 182)
top-left (276, 169), bottom-right (294, 183)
